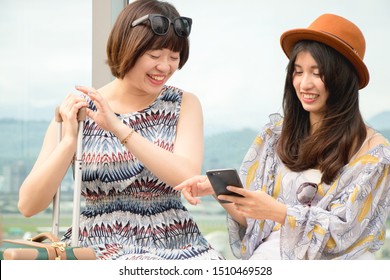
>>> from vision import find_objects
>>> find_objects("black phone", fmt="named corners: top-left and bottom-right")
top-left (206, 168), bottom-right (244, 203)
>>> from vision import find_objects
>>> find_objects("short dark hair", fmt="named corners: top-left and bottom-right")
top-left (106, 0), bottom-right (190, 79)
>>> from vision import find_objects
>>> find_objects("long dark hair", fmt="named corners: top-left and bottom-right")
top-left (277, 41), bottom-right (367, 184)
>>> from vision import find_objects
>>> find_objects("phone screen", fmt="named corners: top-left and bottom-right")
top-left (206, 168), bottom-right (244, 203)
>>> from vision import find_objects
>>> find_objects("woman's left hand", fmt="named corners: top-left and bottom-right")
top-left (174, 175), bottom-right (213, 205)
top-left (76, 85), bottom-right (123, 133)
top-left (219, 187), bottom-right (287, 224)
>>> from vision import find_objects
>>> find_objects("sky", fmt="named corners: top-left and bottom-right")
top-left (1, 0), bottom-right (389, 135)
top-left (0, 0), bottom-right (92, 120)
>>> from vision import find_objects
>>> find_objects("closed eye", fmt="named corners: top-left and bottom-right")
top-left (149, 54), bottom-right (160, 59)
top-left (293, 70), bottom-right (303, 76)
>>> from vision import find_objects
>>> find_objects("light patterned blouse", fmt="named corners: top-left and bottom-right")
top-left (227, 113), bottom-right (390, 259)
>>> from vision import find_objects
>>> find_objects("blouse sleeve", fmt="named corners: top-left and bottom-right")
top-left (227, 114), bottom-right (284, 259)
top-left (280, 144), bottom-right (390, 259)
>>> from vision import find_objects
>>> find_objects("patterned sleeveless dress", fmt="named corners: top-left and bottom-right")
top-left (61, 85), bottom-right (224, 260)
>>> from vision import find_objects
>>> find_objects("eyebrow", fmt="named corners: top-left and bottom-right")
top-left (294, 64), bottom-right (320, 71)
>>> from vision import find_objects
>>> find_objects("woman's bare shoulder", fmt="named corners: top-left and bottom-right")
top-left (367, 127), bottom-right (388, 148)
top-left (352, 128), bottom-right (388, 159)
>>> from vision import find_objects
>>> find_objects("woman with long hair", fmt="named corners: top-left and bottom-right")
top-left (176, 14), bottom-right (390, 260)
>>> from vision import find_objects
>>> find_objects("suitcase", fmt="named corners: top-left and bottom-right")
top-left (0, 107), bottom-right (95, 260)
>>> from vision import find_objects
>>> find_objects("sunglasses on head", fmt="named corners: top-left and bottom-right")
top-left (131, 14), bottom-right (192, 38)
top-left (296, 182), bottom-right (318, 206)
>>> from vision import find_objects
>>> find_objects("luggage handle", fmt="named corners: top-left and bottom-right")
top-left (30, 232), bottom-right (61, 243)
top-left (52, 107), bottom-right (86, 247)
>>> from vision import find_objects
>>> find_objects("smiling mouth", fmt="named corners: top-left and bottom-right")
top-left (148, 74), bottom-right (165, 82)
top-left (302, 93), bottom-right (319, 100)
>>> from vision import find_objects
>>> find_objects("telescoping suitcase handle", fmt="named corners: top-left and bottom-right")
top-left (53, 107), bottom-right (86, 247)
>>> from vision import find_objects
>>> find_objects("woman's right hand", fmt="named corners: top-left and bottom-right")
top-left (174, 175), bottom-right (214, 205)
top-left (58, 93), bottom-right (89, 142)
top-left (18, 91), bottom-right (88, 217)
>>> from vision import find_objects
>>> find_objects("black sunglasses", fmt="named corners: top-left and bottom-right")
top-left (131, 14), bottom-right (192, 38)
top-left (296, 182), bottom-right (318, 206)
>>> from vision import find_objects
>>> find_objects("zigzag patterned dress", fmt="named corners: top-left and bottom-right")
top-left (62, 86), bottom-right (223, 260)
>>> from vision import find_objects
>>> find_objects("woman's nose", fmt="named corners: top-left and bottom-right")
top-left (300, 73), bottom-right (314, 90)
top-left (156, 58), bottom-right (170, 72)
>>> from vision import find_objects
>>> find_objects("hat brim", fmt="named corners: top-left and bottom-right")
top-left (280, 29), bottom-right (369, 89)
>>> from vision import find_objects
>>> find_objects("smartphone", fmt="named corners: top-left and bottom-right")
top-left (206, 168), bottom-right (244, 203)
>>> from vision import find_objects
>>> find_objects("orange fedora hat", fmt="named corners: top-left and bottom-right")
top-left (280, 14), bottom-right (369, 89)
